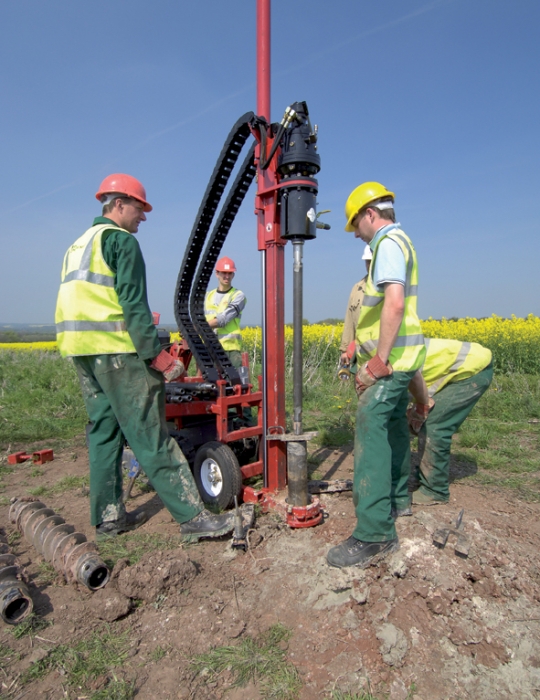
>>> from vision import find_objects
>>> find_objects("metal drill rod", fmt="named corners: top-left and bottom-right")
top-left (292, 241), bottom-right (304, 436)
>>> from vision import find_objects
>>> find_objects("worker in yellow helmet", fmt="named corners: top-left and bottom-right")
top-left (407, 339), bottom-right (493, 505)
top-left (55, 174), bottom-right (235, 541)
top-left (327, 182), bottom-right (425, 569)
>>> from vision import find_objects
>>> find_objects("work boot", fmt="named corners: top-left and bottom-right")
top-left (327, 535), bottom-right (399, 569)
top-left (411, 489), bottom-right (447, 506)
top-left (391, 505), bottom-right (413, 519)
top-left (180, 509), bottom-right (235, 542)
top-left (96, 510), bottom-right (148, 539)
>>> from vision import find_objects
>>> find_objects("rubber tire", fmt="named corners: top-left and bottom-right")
top-left (193, 441), bottom-right (242, 510)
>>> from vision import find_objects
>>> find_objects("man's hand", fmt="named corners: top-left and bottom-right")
top-left (207, 317), bottom-right (218, 329)
top-left (355, 355), bottom-right (393, 397)
top-left (150, 350), bottom-right (185, 382)
top-left (407, 398), bottom-right (435, 434)
top-left (340, 352), bottom-right (350, 366)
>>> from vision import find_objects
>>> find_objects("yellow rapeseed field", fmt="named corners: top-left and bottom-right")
top-left (2, 315), bottom-right (540, 372)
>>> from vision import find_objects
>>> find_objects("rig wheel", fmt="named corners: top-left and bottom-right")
top-left (193, 441), bottom-right (242, 509)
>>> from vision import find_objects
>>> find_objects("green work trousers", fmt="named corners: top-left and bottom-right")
top-left (73, 354), bottom-right (203, 527)
top-left (353, 370), bottom-right (416, 542)
top-left (417, 363), bottom-right (493, 502)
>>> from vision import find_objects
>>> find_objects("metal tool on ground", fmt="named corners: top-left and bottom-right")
top-left (309, 479), bottom-right (353, 494)
top-left (9, 499), bottom-right (110, 590)
top-left (122, 447), bottom-right (142, 502)
top-left (232, 496), bottom-right (247, 551)
top-left (8, 449), bottom-right (54, 465)
top-left (433, 508), bottom-right (470, 558)
top-left (0, 527), bottom-right (34, 625)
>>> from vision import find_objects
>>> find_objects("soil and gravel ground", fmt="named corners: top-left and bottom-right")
top-left (1, 440), bottom-right (540, 699)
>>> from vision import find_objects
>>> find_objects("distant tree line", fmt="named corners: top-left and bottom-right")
top-left (0, 330), bottom-right (56, 343)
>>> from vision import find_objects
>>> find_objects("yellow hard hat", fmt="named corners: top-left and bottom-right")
top-left (344, 182), bottom-right (395, 232)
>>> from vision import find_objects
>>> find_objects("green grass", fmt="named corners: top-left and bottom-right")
top-left (0, 350), bottom-right (87, 447)
top-left (1, 350), bottom-right (539, 502)
top-left (27, 474), bottom-right (89, 497)
top-left (97, 531), bottom-right (182, 568)
top-left (0, 642), bottom-right (20, 666)
top-left (23, 626), bottom-right (133, 697)
top-left (191, 623), bottom-right (301, 700)
top-left (10, 614), bottom-right (52, 639)
top-left (35, 561), bottom-right (57, 585)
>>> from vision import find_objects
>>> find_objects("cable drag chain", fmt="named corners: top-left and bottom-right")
top-left (174, 112), bottom-right (255, 382)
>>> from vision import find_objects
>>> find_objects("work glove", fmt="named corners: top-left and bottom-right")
top-left (407, 398), bottom-right (435, 434)
top-left (355, 355), bottom-right (393, 397)
top-left (346, 340), bottom-right (357, 362)
top-left (150, 350), bottom-right (185, 382)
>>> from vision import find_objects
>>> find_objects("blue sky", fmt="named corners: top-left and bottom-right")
top-left (1, 0), bottom-right (539, 326)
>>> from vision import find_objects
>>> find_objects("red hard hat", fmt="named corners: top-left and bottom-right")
top-left (215, 256), bottom-right (236, 272)
top-left (95, 173), bottom-right (152, 212)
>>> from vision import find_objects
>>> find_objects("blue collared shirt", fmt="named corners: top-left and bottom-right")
top-left (369, 223), bottom-right (406, 291)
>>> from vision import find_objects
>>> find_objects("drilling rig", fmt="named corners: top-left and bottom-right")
top-left (159, 0), bottom-right (329, 528)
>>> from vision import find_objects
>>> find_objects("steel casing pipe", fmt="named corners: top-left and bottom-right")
top-left (0, 528), bottom-right (34, 625)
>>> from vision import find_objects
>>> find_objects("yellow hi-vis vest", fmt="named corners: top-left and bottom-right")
top-left (204, 287), bottom-right (243, 352)
top-left (356, 226), bottom-right (425, 372)
top-left (55, 224), bottom-right (136, 357)
top-left (423, 338), bottom-right (492, 397)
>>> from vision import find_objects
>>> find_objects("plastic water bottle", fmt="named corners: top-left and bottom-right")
top-left (121, 447), bottom-right (140, 478)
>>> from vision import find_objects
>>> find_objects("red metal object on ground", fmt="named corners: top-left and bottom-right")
top-left (7, 450), bottom-right (54, 465)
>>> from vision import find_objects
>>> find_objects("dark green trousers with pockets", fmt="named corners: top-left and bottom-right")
top-left (416, 363), bottom-right (493, 502)
top-left (73, 353), bottom-right (203, 527)
top-left (353, 370), bottom-right (416, 542)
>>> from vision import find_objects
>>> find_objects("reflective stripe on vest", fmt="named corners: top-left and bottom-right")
top-left (422, 338), bottom-right (492, 396)
top-left (355, 226), bottom-right (425, 372)
top-left (204, 287), bottom-right (243, 352)
top-left (55, 224), bottom-right (136, 357)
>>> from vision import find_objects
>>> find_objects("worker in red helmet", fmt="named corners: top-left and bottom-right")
top-left (55, 174), bottom-right (235, 541)
top-left (205, 257), bottom-right (253, 424)
top-left (205, 256), bottom-right (247, 369)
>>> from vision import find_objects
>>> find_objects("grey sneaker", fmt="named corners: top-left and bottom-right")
top-left (327, 535), bottom-right (399, 569)
top-left (180, 509), bottom-right (235, 542)
top-left (96, 510), bottom-right (148, 539)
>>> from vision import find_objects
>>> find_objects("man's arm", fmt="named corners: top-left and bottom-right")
top-left (408, 370), bottom-right (429, 404)
top-left (215, 290), bottom-right (246, 328)
top-left (340, 280), bottom-right (365, 356)
top-left (102, 230), bottom-right (161, 360)
top-left (377, 282), bottom-right (405, 364)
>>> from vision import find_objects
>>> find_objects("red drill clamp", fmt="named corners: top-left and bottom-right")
top-left (7, 449), bottom-right (54, 465)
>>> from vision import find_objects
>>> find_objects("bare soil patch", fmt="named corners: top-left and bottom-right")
top-left (1, 442), bottom-right (540, 699)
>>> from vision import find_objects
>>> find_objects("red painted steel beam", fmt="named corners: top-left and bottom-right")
top-left (256, 0), bottom-right (287, 491)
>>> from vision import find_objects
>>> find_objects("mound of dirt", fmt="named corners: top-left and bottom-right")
top-left (116, 549), bottom-right (197, 603)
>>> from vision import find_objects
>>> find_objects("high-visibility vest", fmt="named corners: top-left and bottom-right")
top-left (204, 287), bottom-right (243, 352)
top-left (423, 338), bottom-right (492, 396)
top-left (55, 224), bottom-right (136, 357)
top-left (356, 226), bottom-right (425, 371)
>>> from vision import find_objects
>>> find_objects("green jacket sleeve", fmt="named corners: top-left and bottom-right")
top-left (101, 229), bottom-right (161, 361)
